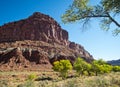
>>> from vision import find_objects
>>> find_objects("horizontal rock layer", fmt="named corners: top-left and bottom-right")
top-left (0, 12), bottom-right (93, 71)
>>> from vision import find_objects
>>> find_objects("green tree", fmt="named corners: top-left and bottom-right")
top-left (91, 60), bottom-right (102, 76)
top-left (112, 66), bottom-right (120, 72)
top-left (85, 62), bottom-right (92, 76)
top-left (91, 59), bottom-right (112, 75)
top-left (100, 64), bottom-right (112, 73)
top-left (53, 60), bottom-right (72, 79)
top-left (73, 57), bottom-right (91, 76)
top-left (62, 0), bottom-right (120, 35)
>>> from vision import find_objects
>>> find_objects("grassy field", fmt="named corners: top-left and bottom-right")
top-left (0, 70), bottom-right (120, 87)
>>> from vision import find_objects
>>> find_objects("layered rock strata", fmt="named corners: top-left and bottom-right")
top-left (0, 12), bottom-right (93, 71)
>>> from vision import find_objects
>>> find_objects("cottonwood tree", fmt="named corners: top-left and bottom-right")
top-left (112, 66), bottom-right (120, 72)
top-left (62, 0), bottom-right (120, 35)
top-left (100, 64), bottom-right (112, 73)
top-left (91, 60), bottom-right (102, 76)
top-left (53, 60), bottom-right (72, 79)
top-left (91, 59), bottom-right (112, 76)
top-left (73, 57), bottom-right (91, 76)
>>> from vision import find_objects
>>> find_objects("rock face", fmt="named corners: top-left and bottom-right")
top-left (0, 12), bottom-right (93, 71)
top-left (0, 12), bottom-right (68, 45)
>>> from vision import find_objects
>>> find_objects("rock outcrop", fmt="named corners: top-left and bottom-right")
top-left (0, 12), bottom-right (93, 71)
top-left (0, 12), bottom-right (68, 45)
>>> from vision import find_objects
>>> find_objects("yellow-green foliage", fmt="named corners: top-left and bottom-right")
top-left (73, 57), bottom-right (91, 75)
top-left (53, 60), bottom-right (72, 79)
top-left (27, 73), bottom-right (37, 81)
top-left (91, 59), bottom-right (112, 76)
top-left (73, 58), bottom-right (113, 76)
top-left (112, 66), bottom-right (120, 72)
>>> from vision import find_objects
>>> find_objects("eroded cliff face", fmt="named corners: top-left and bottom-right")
top-left (0, 12), bottom-right (93, 71)
top-left (0, 12), bottom-right (68, 45)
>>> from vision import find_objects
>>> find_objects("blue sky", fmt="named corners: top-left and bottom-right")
top-left (0, 0), bottom-right (120, 61)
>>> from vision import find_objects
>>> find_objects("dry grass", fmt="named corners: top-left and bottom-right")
top-left (0, 71), bottom-right (120, 87)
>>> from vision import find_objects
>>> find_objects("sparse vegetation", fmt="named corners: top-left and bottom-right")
top-left (0, 71), bottom-right (120, 87)
top-left (0, 58), bottom-right (120, 87)
top-left (27, 73), bottom-right (37, 81)
top-left (17, 81), bottom-right (35, 87)
top-left (0, 80), bottom-right (9, 87)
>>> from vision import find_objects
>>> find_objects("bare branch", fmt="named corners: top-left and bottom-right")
top-left (107, 13), bottom-right (120, 27)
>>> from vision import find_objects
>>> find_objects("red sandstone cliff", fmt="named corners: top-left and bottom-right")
top-left (0, 12), bottom-right (93, 71)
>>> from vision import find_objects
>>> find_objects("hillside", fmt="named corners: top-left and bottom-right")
top-left (0, 12), bottom-right (93, 71)
top-left (107, 59), bottom-right (120, 65)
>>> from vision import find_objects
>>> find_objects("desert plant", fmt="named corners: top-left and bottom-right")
top-left (17, 81), bottom-right (35, 87)
top-left (53, 60), bottom-right (72, 79)
top-left (91, 59), bottom-right (112, 76)
top-left (0, 80), bottom-right (9, 87)
top-left (100, 64), bottom-right (112, 73)
top-left (37, 81), bottom-right (49, 87)
top-left (73, 57), bottom-right (91, 76)
top-left (64, 79), bottom-right (79, 87)
top-left (112, 66), bottom-right (120, 72)
top-left (27, 73), bottom-right (37, 81)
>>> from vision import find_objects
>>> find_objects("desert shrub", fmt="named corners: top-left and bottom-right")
top-left (55, 72), bottom-right (120, 87)
top-left (17, 84), bottom-right (26, 87)
top-left (37, 81), bottom-right (49, 87)
top-left (17, 81), bottom-right (35, 87)
top-left (18, 74), bottom-right (37, 87)
top-left (85, 73), bottom-right (120, 87)
top-left (0, 80), bottom-right (9, 87)
top-left (53, 60), bottom-right (72, 79)
top-left (85, 76), bottom-right (113, 87)
top-left (27, 73), bottom-right (37, 81)
top-left (64, 79), bottom-right (79, 87)
top-left (110, 76), bottom-right (120, 86)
